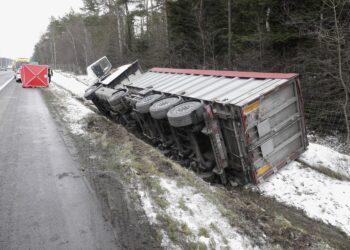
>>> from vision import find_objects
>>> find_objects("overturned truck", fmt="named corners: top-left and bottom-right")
top-left (84, 57), bottom-right (308, 185)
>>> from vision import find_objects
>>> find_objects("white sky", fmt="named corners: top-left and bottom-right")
top-left (0, 0), bottom-right (84, 59)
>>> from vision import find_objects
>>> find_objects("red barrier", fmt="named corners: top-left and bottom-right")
top-left (21, 64), bottom-right (49, 88)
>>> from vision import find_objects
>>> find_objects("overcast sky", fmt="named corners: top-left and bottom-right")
top-left (0, 0), bottom-right (83, 59)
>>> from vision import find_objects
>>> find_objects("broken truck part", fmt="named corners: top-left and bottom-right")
top-left (84, 57), bottom-right (308, 185)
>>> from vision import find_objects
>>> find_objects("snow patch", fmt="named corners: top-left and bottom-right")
top-left (160, 230), bottom-right (181, 250)
top-left (138, 187), bottom-right (157, 224)
top-left (157, 178), bottom-right (258, 250)
top-left (52, 71), bottom-right (89, 98)
top-left (259, 161), bottom-right (350, 236)
top-left (300, 142), bottom-right (350, 179)
top-left (50, 84), bottom-right (92, 135)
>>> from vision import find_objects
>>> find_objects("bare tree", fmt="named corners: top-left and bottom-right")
top-left (322, 0), bottom-right (350, 143)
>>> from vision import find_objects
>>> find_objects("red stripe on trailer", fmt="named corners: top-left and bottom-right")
top-left (22, 64), bottom-right (49, 88)
top-left (150, 68), bottom-right (298, 79)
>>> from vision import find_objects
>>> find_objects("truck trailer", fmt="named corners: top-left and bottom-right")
top-left (84, 57), bottom-right (308, 185)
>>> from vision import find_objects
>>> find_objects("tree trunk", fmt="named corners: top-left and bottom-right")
top-left (331, 2), bottom-right (350, 143)
top-left (124, 0), bottom-right (133, 53)
top-left (66, 27), bottom-right (80, 73)
top-left (228, 0), bottom-right (232, 68)
top-left (266, 7), bottom-right (271, 32)
top-left (163, 0), bottom-right (170, 56)
top-left (197, 0), bottom-right (206, 68)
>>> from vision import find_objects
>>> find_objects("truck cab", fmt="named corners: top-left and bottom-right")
top-left (86, 56), bottom-right (113, 86)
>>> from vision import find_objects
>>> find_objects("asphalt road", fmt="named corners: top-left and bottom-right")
top-left (0, 73), bottom-right (119, 249)
top-left (0, 71), bottom-right (13, 89)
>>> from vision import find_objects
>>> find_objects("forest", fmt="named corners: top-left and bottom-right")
top-left (32, 0), bottom-right (350, 141)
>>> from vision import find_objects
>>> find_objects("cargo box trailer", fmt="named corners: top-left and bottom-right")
top-left (84, 58), bottom-right (308, 185)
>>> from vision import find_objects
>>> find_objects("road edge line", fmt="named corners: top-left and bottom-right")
top-left (0, 77), bottom-right (14, 93)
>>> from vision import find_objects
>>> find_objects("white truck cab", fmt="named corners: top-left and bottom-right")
top-left (84, 56), bottom-right (143, 100)
top-left (86, 56), bottom-right (113, 86)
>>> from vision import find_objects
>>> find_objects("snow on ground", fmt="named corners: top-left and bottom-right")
top-left (308, 133), bottom-right (349, 154)
top-left (300, 142), bottom-right (350, 179)
top-left (138, 187), bottom-right (157, 225)
top-left (139, 177), bottom-right (259, 250)
top-left (76, 74), bottom-right (91, 84)
top-left (52, 71), bottom-right (89, 98)
top-left (259, 161), bottom-right (350, 236)
top-left (50, 84), bottom-right (92, 135)
top-left (137, 189), bottom-right (180, 250)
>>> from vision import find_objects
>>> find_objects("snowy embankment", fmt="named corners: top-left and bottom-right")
top-left (259, 143), bottom-right (350, 236)
top-left (52, 71), bottom-right (89, 98)
top-left (259, 161), bottom-right (350, 236)
top-left (51, 71), bottom-right (350, 240)
top-left (139, 178), bottom-right (258, 250)
top-left (49, 83), bottom-right (93, 135)
top-left (300, 143), bottom-right (350, 179)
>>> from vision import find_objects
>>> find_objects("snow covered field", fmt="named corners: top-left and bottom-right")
top-left (50, 71), bottom-right (350, 242)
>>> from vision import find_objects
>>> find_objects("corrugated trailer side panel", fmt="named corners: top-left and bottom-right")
top-left (124, 68), bottom-right (308, 184)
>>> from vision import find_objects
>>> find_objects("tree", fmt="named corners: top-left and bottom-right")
top-left (321, 0), bottom-right (350, 143)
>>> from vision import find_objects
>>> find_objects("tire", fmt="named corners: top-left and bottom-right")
top-left (150, 97), bottom-right (182, 120)
top-left (92, 98), bottom-right (109, 116)
top-left (108, 89), bottom-right (127, 106)
top-left (108, 89), bottom-right (128, 112)
top-left (136, 94), bottom-right (162, 114)
top-left (167, 101), bottom-right (204, 127)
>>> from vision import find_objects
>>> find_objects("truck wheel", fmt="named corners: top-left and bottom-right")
top-left (92, 98), bottom-right (109, 116)
top-left (108, 89), bottom-right (128, 112)
top-left (167, 101), bottom-right (204, 127)
top-left (136, 94), bottom-right (162, 114)
top-left (150, 97), bottom-right (182, 120)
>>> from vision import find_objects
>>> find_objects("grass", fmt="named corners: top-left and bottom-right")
top-left (189, 241), bottom-right (207, 250)
top-left (157, 214), bottom-right (181, 242)
top-left (154, 197), bottom-right (170, 209)
top-left (198, 227), bottom-right (210, 238)
top-left (178, 197), bottom-right (193, 215)
top-left (181, 223), bottom-right (193, 236)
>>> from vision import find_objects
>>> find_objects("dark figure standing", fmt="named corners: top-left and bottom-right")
top-left (48, 68), bottom-right (53, 83)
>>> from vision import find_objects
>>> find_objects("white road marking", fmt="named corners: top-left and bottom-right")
top-left (0, 77), bottom-right (14, 93)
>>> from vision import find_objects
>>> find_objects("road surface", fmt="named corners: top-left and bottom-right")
top-left (0, 72), bottom-right (119, 249)
top-left (0, 71), bottom-right (13, 90)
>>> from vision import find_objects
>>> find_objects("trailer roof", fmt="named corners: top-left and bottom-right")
top-left (150, 68), bottom-right (298, 79)
top-left (127, 67), bottom-right (298, 106)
